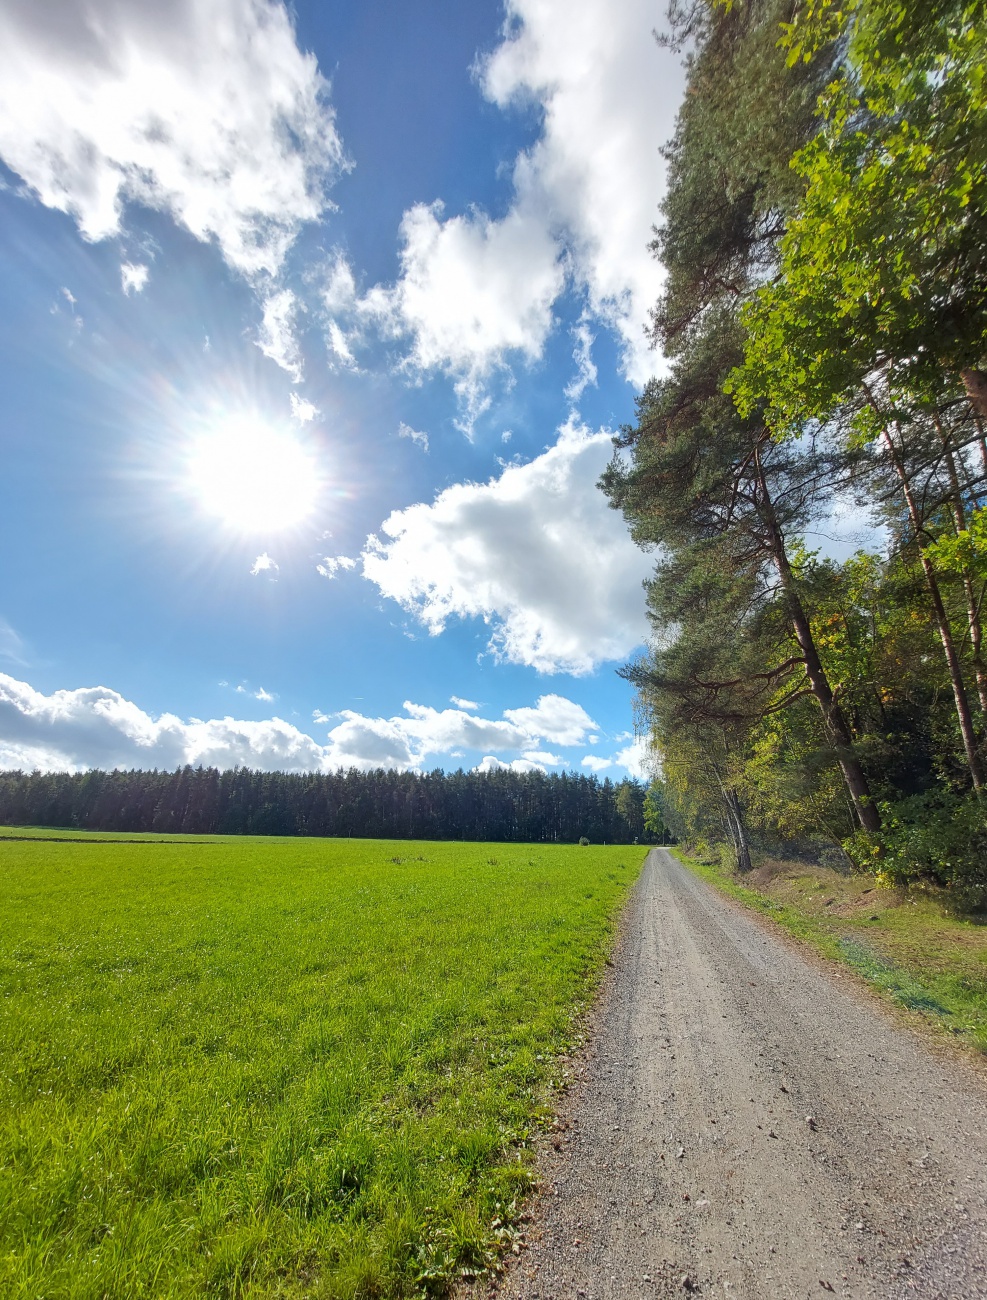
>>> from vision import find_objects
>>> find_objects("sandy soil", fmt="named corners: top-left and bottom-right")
top-left (489, 849), bottom-right (987, 1299)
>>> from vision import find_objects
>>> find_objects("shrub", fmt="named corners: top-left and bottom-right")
top-left (856, 793), bottom-right (987, 915)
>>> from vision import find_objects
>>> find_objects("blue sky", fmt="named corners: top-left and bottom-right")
top-left (0, 0), bottom-right (686, 779)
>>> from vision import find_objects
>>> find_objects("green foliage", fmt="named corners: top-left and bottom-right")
top-left (926, 504), bottom-right (987, 577)
top-left (0, 831), bottom-right (645, 1297)
top-left (642, 785), bottom-right (670, 842)
top-left (732, 0), bottom-right (987, 431)
top-left (609, 0), bottom-right (987, 889)
top-left (861, 792), bottom-right (987, 911)
top-left (0, 766), bottom-right (648, 846)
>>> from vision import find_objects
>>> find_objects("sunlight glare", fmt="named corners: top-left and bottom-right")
top-left (186, 418), bottom-right (319, 531)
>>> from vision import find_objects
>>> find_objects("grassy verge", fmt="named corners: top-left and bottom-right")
top-left (672, 847), bottom-right (987, 1055)
top-left (0, 831), bottom-right (646, 1298)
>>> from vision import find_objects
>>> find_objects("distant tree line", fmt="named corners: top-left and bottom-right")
top-left (602, 0), bottom-right (987, 907)
top-left (0, 766), bottom-right (657, 844)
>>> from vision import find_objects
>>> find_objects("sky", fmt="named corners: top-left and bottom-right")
top-left (0, 0), bottom-right (688, 780)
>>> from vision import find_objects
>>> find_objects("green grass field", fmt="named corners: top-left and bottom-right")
top-left (0, 831), bottom-right (645, 1298)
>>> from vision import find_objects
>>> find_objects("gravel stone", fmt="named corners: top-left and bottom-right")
top-left (487, 849), bottom-right (987, 1300)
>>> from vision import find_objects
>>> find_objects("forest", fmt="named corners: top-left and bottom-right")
top-left (601, 0), bottom-right (987, 908)
top-left (0, 765), bottom-right (653, 844)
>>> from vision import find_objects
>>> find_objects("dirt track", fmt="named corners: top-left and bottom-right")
top-left (493, 849), bottom-right (987, 1299)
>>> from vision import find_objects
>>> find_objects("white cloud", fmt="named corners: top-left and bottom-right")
top-left (450, 696), bottom-right (479, 711)
top-left (0, 619), bottom-right (30, 668)
top-left (0, 673), bottom-right (611, 776)
top-left (317, 554), bottom-right (357, 580)
top-left (474, 754), bottom-right (547, 774)
top-left (387, 200), bottom-right (562, 385)
top-left (320, 694), bottom-right (596, 772)
top-left (327, 319), bottom-right (356, 368)
top-left (55, 285), bottom-right (83, 332)
top-left (360, 419), bottom-right (653, 674)
top-left (614, 735), bottom-right (654, 780)
top-left (580, 737), bottom-right (653, 778)
top-left (320, 202), bottom-right (563, 433)
top-left (320, 0), bottom-right (678, 407)
top-left (120, 261), bottom-right (149, 295)
top-left (480, 0), bottom-right (678, 386)
top-left (257, 289), bottom-right (303, 380)
top-left (0, 673), bottom-right (323, 774)
top-left (290, 393), bottom-right (320, 423)
top-left (502, 694), bottom-right (596, 745)
top-left (398, 422), bottom-right (430, 453)
top-left (250, 552), bottom-right (279, 576)
top-left (564, 317), bottom-right (598, 404)
top-left (234, 683), bottom-right (276, 702)
top-left (0, 0), bottom-right (345, 280)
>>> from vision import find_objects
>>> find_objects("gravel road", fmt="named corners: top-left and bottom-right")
top-left (493, 848), bottom-right (987, 1300)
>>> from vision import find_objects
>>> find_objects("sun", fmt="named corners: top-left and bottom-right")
top-left (186, 417), bottom-right (319, 532)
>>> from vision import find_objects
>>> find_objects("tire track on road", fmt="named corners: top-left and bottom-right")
top-left (492, 849), bottom-right (987, 1299)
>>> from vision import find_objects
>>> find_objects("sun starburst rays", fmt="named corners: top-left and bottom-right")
top-left (185, 416), bottom-right (320, 534)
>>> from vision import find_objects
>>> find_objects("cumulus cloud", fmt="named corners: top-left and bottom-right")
top-left (614, 735), bottom-right (654, 780)
top-left (250, 552), bottom-right (279, 576)
top-left (502, 694), bottom-right (596, 745)
top-left (398, 421), bottom-right (430, 453)
top-left (475, 754), bottom-right (547, 774)
top-left (321, 205), bottom-right (562, 432)
top-left (450, 696), bottom-right (479, 711)
top-left (120, 261), bottom-right (149, 295)
top-left (0, 674), bottom-right (615, 776)
top-left (580, 737), bottom-right (653, 778)
top-left (0, 0), bottom-right (345, 280)
top-left (383, 202), bottom-right (562, 403)
top-left (317, 555), bottom-right (357, 580)
top-left (480, 0), bottom-right (678, 385)
top-left (319, 0), bottom-right (677, 408)
top-left (316, 693), bottom-right (596, 771)
top-left (360, 419), bottom-right (653, 674)
top-left (0, 673), bottom-right (326, 773)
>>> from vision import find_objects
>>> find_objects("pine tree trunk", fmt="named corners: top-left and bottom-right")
top-left (753, 448), bottom-right (881, 834)
top-left (936, 421), bottom-right (987, 717)
top-left (962, 368), bottom-right (987, 422)
top-left (879, 428), bottom-right (985, 789)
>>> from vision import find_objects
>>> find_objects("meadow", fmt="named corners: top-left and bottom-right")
top-left (0, 830), bottom-right (645, 1298)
